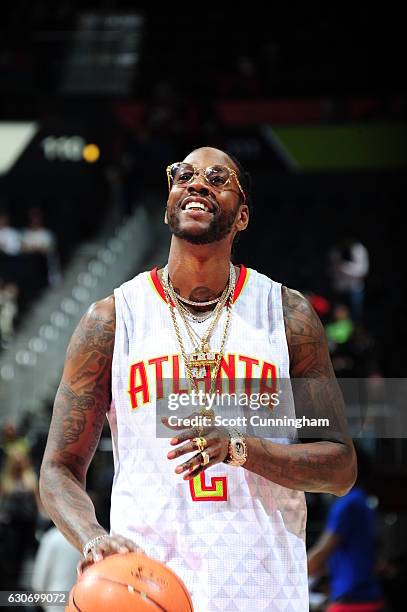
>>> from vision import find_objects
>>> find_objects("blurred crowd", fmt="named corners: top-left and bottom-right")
top-left (0, 419), bottom-right (110, 607)
top-left (309, 236), bottom-right (381, 379)
top-left (1, 419), bottom-right (406, 610)
top-left (0, 217), bottom-right (405, 610)
top-left (307, 445), bottom-right (406, 611)
top-left (0, 4), bottom-right (405, 610)
top-left (1, 139), bottom-right (402, 610)
top-left (0, 207), bottom-right (60, 348)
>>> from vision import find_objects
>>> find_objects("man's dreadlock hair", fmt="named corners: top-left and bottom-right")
top-left (224, 151), bottom-right (252, 250)
top-left (225, 151), bottom-right (253, 214)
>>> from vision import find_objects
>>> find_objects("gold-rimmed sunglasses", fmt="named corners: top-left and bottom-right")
top-left (166, 162), bottom-right (246, 205)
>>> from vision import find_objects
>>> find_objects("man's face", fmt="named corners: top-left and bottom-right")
top-left (63, 408), bottom-right (85, 444)
top-left (165, 148), bottom-right (248, 245)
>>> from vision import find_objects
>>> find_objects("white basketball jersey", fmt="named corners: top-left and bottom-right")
top-left (108, 266), bottom-right (308, 612)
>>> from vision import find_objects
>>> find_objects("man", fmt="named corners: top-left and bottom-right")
top-left (0, 210), bottom-right (21, 256)
top-left (329, 236), bottom-right (369, 323)
top-left (32, 526), bottom-right (82, 612)
top-left (40, 147), bottom-right (356, 611)
top-left (308, 446), bottom-right (384, 611)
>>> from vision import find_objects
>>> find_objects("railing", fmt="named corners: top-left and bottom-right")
top-left (0, 206), bottom-right (152, 427)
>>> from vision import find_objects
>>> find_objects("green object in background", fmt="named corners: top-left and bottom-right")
top-left (325, 319), bottom-right (354, 344)
top-left (271, 122), bottom-right (407, 170)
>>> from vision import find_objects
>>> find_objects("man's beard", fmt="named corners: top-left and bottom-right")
top-left (166, 204), bottom-right (238, 245)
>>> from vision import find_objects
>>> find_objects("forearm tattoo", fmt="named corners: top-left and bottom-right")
top-left (40, 298), bottom-right (115, 547)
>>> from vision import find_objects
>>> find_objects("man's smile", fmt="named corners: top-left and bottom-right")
top-left (180, 195), bottom-right (217, 214)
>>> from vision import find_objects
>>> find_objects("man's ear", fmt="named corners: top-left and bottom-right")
top-left (235, 204), bottom-right (249, 232)
top-left (164, 206), bottom-right (168, 225)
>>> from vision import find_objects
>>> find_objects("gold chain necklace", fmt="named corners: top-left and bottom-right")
top-left (161, 265), bottom-right (235, 399)
top-left (163, 263), bottom-right (234, 354)
top-left (165, 266), bottom-right (234, 353)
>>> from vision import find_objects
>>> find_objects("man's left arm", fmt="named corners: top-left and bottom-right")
top-left (307, 531), bottom-right (339, 576)
top-left (243, 287), bottom-right (357, 496)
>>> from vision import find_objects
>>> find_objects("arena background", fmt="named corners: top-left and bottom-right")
top-left (0, 3), bottom-right (406, 610)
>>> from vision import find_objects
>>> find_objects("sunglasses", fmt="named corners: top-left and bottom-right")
top-left (166, 162), bottom-right (246, 205)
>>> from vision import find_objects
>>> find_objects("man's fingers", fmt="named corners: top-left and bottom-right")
top-left (110, 533), bottom-right (145, 554)
top-left (184, 463), bottom-right (205, 480)
top-left (77, 557), bottom-right (93, 575)
top-left (167, 439), bottom-right (197, 459)
top-left (174, 447), bottom-right (215, 476)
top-left (170, 427), bottom-right (206, 445)
top-left (174, 452), bottom-right (202, 474)
top-left (177, 442), bottom-right (225, 479)
top-left (79, 535), bottom-right (145, 573)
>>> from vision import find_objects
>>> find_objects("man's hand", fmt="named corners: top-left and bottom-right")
top-left (78, 534), bottom-right (145, 573)
top-left (162, 414), bottom-right (230, 480)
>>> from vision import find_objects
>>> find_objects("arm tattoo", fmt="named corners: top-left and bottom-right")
top-left (40, 297), bottom-right (115, 549)
top-left (282, 286), bottom-right (350, 441)
top-left (282, 286), bottom-right (329, 377)
top-left (53, 383), bottom-right (106, 460)
top-left (49, 301), bottom-right (115, 471)
top-left (243, 288), bottom-right (356, 496)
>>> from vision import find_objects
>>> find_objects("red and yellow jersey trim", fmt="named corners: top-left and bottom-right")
top-left (149, 264), bottom-right (249, 305)
top-left (148, 267), bottom-right (175, 306)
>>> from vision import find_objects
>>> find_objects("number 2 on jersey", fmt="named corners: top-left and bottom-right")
top-left (189, 472), bottom-right (228, 501)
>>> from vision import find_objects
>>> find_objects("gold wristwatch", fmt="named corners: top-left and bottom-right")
top-left (224, 430), bottom-right (247, 467)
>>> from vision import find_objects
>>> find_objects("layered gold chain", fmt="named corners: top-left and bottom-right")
top-left (163, 264), bottom-right (235, 351)
top-left (161, 264), bottom-right (236, 401)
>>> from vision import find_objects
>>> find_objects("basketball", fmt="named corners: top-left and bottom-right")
top-left (65, 553), bottom-right (193, 611)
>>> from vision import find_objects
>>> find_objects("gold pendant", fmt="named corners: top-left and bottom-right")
top-left (187, 350), bottom-right (218, 379)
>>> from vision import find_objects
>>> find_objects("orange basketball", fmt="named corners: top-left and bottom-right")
top-left (65, 552), bottom-right (193, 612)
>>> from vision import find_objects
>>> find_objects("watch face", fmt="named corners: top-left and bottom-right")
top-left (234, 440), bottom-right (244, 457)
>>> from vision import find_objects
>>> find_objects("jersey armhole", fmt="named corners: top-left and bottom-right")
top-left (269, 283), bottom-right (291, 374)
top-left (108, 289), bottom-right (120, 414)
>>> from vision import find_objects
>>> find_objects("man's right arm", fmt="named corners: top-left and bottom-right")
top-left (39, 295), bottom-right (141, 564)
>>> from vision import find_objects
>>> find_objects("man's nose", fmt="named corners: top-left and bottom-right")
top-left (187, 176), bottom-right (210, 195)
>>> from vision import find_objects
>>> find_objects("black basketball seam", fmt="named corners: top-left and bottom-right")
top-left (177, 580), bottom-right (193, 612)
top-left (74, 575), bottom-right (168, 611)
top-left (71, 591), bottom-right (83, 611)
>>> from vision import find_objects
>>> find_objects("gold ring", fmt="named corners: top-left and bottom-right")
top-left (193, 437), bottom-right (207, 452)
top-left (201, 450), bottom-right (210, 466)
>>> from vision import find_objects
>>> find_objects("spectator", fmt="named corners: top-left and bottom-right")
top-left (326, 304), bottom-right (381, 380)
top-left (325, 304), bottom-right (355, 376)
top-left (0, 421), bottom-right (28, 458)
top-left (21, 208), bottom-right (54, 255)
top-left (326, 304), bottom-right (354, 347)
top-left (0, 210), bottom-right (21, 256)
top-left (0, 447), bottom-right (39, 588)
top-left (32, 526), bottom-right (81, 612)
top-left (0, 281), bottom-right (19, 346)
top-left (329, 237), bottom-right (369, 323)
top-left (307, 446), bottom-right (385, 611)
top-left (21, 208), bottom-right (60, 285)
